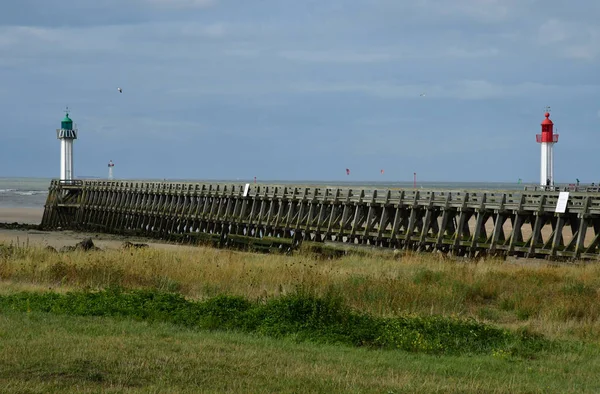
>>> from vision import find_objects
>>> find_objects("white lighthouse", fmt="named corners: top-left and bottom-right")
top-left (108, 160), bottom-right (115, 180)
top-left (536, 109), bottom-right (559, 187)
top-left (56, 107), bottom-right (78, 181)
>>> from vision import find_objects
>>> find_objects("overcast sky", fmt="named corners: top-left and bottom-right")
top-left (1, 0), bottom-right (599, 182)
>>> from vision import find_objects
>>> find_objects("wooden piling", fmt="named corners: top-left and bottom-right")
top-left (40, 180), bottom-right (600, 260)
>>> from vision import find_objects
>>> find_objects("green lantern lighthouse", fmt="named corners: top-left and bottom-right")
top-left (56, 107), bottom-right (78, 180)
top-left (61, 113), bottom-right (73, 130)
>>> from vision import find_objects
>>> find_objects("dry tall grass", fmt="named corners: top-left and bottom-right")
top-left (1, 243), bottom-right (599, 341)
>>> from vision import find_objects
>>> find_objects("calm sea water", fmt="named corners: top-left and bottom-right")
top-left (0, 177), bottom-right (528, 209)
top-left (0, 178), bottom-right (52, 208)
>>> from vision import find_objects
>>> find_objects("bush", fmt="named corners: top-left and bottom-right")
top-left (0, 288), bottom-right (551, 357)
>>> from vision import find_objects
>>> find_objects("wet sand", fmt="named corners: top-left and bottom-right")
top-left (0, 207), bottom-right (196, 251)
top-left (0, 228), bottom-right (197, 251)
top-left (0, 207), bottom-right (44, 225)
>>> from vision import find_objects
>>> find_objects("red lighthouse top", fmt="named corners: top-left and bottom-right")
top-left (536, 111), bottom-right (559, 143)
top-left (541, 112), bottom-right (553, 126)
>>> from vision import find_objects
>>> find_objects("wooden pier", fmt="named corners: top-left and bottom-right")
top-left (40, 179), bottom-right (600, 260)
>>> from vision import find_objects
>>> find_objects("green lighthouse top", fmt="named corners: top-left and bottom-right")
top-left (61, 107), bottom-right (73, 130)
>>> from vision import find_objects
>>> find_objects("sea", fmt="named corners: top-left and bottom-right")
top-left (0, 177), bottom-right (529, 210)
top-left (0, 178), bottom-right (51, 208)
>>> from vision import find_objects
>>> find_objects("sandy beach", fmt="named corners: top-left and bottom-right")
top-left (0, 207), bottom-right (44, 225)
top-left (0, 206), bottom-right (190, 251)
top-left (0, 228), bottom-right (197, 251)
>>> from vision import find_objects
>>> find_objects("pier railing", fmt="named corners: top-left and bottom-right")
top-left (41, 179), bottom-right (600, 260)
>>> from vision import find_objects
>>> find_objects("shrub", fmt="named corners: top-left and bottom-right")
top-left (0, 289), bottom-right (551, 358)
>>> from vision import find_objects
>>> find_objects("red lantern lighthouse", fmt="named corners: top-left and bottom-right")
top-left (536, 109), bottom-right (559, 187)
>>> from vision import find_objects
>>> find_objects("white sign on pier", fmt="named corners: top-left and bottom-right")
top-left (555, 192), bottom-right (569, 213)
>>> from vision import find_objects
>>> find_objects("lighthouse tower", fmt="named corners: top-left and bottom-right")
top-left (108, 160), bottom-right (115, 180)
top-left (536, 109), bottom-right (559, 187)
top-left (56, 107), bottom-right (78, 181)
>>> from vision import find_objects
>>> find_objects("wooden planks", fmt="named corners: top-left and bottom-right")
top-left (40, 180), bottom-right (600, 260)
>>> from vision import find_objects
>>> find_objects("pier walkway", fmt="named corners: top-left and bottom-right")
top-left (41, 180), bottom-right (600, 260)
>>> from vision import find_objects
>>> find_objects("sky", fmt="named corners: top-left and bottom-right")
top-left (0, 0), bottom-right (599, 183)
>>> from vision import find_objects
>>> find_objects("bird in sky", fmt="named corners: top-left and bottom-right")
top-left (420, 92), bottom-right (426, 97)
top-left (117, 87), bottom-right (122, 93)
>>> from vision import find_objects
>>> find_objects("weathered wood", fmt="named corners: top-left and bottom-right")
top-left (40, 180), bottom-right (600, 260)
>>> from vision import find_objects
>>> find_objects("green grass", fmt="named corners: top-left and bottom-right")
top-left (1, 312), bottom-right (599, 393)
top-left (0, 288), bottom-right (549, 357)
top-left (2, 242), bottom-right (600, 391)
top-left (2, 243), bottom-right (600, 345)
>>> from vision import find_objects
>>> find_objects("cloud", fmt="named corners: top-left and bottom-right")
top-left (140, 0), bottom-right (216, 8)
top-left (292, 80), bottom-right (599, 100)
top-left (0, 0), bottom-right (195, 28)
top-left (442, 47), bottom-right (500, 58)
top-left (223, 48), bottom-right (261, 58)
top-left (349, 127), bottom-right (521, 157)
top-left (278, 46), bottom-right (499, 64)
top-left (1, 0), bottom-right (599, 182)
top-left (180, 22), bottom-right (227, 38)
top-left (0, 26), bottom-right (61, 46)
top-left (538, 19), bottom-right (570, 44)
top-left (406, 0), bottom-right (531, 23)
top-left (80, 114), bottom-right (207, 141)
top-left (279, 50), bottom-right (395, 64)
top-left (537, 19), bottom-right (600, 59)
top-left (417, 0), bottom-right (510, 20)
top-left (0, 21), bottom-right (228, 60)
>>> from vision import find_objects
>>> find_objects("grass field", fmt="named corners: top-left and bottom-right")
top-left (1, 242), bottom-right (600, 392)
top-left (1, 312), bottom-right (599, 393)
